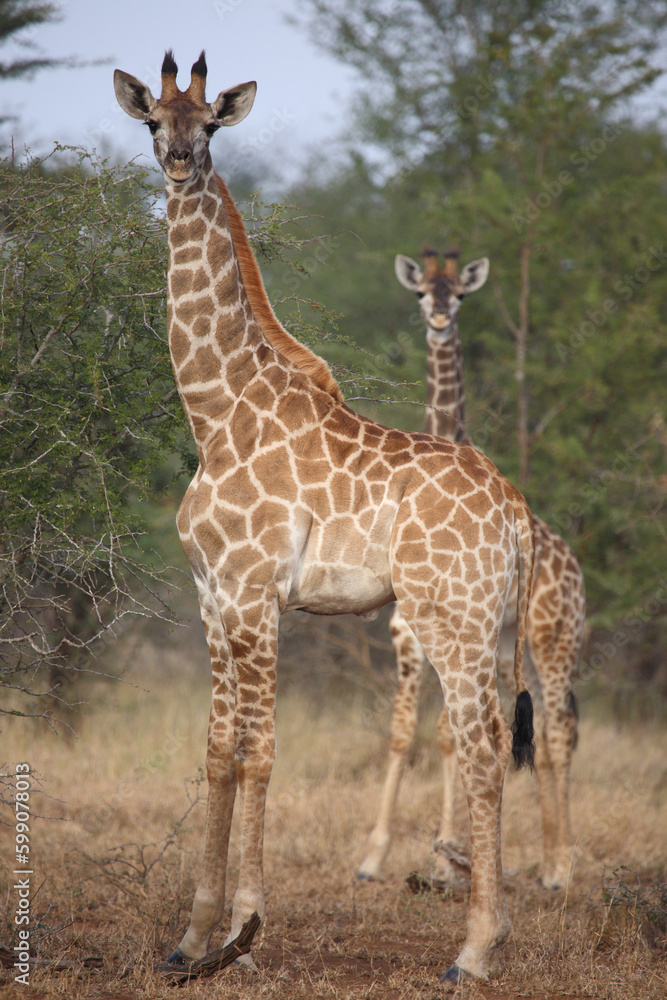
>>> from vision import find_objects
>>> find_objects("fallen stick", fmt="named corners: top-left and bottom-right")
top-left (1, 912), bottom-right (261, 984)
top-left (156, 912), bottom-right (262, 983)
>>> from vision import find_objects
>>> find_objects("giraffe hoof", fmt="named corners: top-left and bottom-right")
top-left (540, 877), bottom-right (564, 891)
top-left (155, 949), bottom-right (193, 975)
top-left (440, 962), bottom-right (474, 983)
top-left (357, 871), bottom-right (382, 883)
top-left (165, 948), bottom-right (190, 967)
top-left (233, 952), bottom-right (259, 974)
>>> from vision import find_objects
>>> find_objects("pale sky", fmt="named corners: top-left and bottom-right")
top-left (0, 0), bottom-right (358, 184)
top-left (3, 1), bottom-right (666, 187)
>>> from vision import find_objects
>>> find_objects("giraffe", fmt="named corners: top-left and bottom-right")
top-left (358, 248), bottom-right (585, 891)
top-left (114, 53), bottom-right (537, 983)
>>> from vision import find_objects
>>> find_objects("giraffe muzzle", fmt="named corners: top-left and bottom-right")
top-left (429, 314), bottom-right (452, 333)
top-left (165, 148), bottom-right (194, 180)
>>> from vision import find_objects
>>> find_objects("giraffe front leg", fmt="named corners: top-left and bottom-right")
top-left (173, 590), bottom-right (238, 962)
top-left (223, 599), bottom-right (278, 963)
top-left (357, 604), bottom-right (425, 881)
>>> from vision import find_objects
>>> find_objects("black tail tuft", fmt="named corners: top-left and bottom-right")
top-left (511, 690), bottom-right (535, 770)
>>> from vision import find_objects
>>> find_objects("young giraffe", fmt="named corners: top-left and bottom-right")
top-left (358, 249), bottom-right (585, 890)
top-left (115, 54), bottom-right (537, 983)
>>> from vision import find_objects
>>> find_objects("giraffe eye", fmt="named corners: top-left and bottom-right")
top-left (145, 120), bottom-right (159, 135)
top-left (457, 293), bottom-right (465, 301)
top-left (416, 292), bottom-right (425, 299)
top-left (205, 122), bottom-right (220, 138)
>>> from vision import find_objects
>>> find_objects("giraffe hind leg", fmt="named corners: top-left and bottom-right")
top-left (405, 613), bottom-right (513, 979)
top-left (431, 705), bottom-right (469, 885)
top-left (539, 673), bottom-right (579, 889)
top-left (530, 617), bottom-right (582, 889)
top-left (358, 604), bottom-right (425, 881)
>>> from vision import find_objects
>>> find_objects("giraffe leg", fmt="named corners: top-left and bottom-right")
top-left (224, 600), bottom-right (278, 951)
top-left (528, 667), bottom-right (565, 887)
top-left (404, 615), bottom-right (512, 980)
top-left (436, 656), bottom-right (512, 980)
top-left (175, 586), bottom-right (238, 962)
top-left (358, 604), bottom-right (425, 881)
top-left (431, 705), bottom-right (467, 884)
top-left (538, 672), bottom-right (578, 889)
top-left (175, 589), bottom-right (278, 964)
top-left (526, 611), bottom-right (580, 890)
top-left (499, 627), bottom-right (564, 884)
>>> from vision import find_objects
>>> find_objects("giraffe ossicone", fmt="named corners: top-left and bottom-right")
top-left (115, 52), bottom-right (537, 983)
top-left (358, 248), bottom-right (585, 891)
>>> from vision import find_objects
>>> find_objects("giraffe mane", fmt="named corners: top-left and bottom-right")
top-left (215, 174), bottom-right (344, 403)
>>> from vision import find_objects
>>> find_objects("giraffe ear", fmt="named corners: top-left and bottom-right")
top-left (211, 81), bottom-right (257, 126)
top-left (395, 254), bottom-right (423, 291)
top-left (459, 258), bottom-right (489, 294)
top-left (114, 69), bottom-right (156, 119)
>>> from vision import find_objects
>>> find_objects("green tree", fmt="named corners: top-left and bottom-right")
top-left (0, 147), bottom-right (350, 730)
top-left (0, 149), bottom-right (182, 724)
top-left (287, 0), bottom-right (667, 651)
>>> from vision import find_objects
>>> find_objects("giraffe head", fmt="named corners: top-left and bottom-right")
top-left (114, 51), bottom-right (256, 184)
top-left (395, 248), bottom-right (489, 337)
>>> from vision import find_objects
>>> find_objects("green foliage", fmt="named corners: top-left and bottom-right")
top-left (298, 1), bottom-right (664, 162)
top-left (288, 0), bottom-right (667, 640)
top-left (0, 148), bottom-right (367, 722)
top-left (0, 148), bottom-right (185, 705)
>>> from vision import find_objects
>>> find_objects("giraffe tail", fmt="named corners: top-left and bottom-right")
top-left (511, 505), bottom-right (536, 770)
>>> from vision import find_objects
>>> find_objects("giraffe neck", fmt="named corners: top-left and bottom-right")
top-left (164, 155), bottom-right (342, 461)
top-left (165, 153), bottom-right (261, 452)
top-left (423, 324), bottom-right (470, 445)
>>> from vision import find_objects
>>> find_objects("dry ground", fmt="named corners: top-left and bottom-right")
top-left (1, 656), bottom-right (666, 1000)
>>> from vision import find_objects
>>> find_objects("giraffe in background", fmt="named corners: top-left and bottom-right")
top-left (358, 248), bottom-right (585, 890)
top-left (115, 54), bottom-right (537, 983)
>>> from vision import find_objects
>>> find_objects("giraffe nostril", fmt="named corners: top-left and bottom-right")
top-left (169, 148), bottom-right (191, 164)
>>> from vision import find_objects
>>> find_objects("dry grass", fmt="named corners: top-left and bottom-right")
top-left (1, 658), bottom-right (666, 1000)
